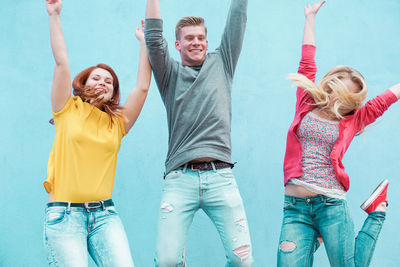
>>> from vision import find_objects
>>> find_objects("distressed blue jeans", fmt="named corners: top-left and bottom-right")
top-left (277, 195), bottom-right (385, 267)
top-left (43, 203), bottom-right (134, 267)
top-left (155, 167), bottom-right (253, 267)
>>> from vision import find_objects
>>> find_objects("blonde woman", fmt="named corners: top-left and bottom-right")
top-left (43, 0), bottom-right (151, 265)
top-left (277, 1), bottom-right (400, 266)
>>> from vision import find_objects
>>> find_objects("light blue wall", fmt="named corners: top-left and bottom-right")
top-left (1, 0), bottom-right (399, 266)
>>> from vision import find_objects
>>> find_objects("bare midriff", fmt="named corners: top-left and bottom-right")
top-left (190, 157), bottom-right (217, 163)
top-left (48, 193), bottom-right (55, 203)
top-left (285, 183), bottom-right (319, 198)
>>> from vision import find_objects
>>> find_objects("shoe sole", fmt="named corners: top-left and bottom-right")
top-left (360, 179), bottom-right (389, 210)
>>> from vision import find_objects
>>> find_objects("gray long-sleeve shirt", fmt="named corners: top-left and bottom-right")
top-left (145, 0), bottom-right (248, 174)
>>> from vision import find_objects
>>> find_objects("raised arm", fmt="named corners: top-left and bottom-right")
top-left (219, 0), bottom-right (248, 78)
top-left (46, 0), bottom-right (71, 113)
top-left (292, 2), bottom-right (325, 107)
top-left (145, 0), bottom-right (161, 19)
top-left (303, 1), bottom-right (325, 46)
top-left (144, 0), bottom-right (174, 98)
top-left (123, 21), bottom-right (152, 133)
top-left (297, 1), bottom-right (325, 80)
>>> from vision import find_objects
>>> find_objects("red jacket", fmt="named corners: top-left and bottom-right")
top-left (283, 45), bottom-right (398, 191)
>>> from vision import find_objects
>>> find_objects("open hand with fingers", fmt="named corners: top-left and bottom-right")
top-left (304, 1), bottom-right (326, 19)
top-left (135, 20), bottom-right (145, 43)
top-left (46, 0), bottom-right (62, 16)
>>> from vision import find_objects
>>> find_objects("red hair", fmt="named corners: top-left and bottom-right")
top-left (72, 63), bottom-right (125, 123)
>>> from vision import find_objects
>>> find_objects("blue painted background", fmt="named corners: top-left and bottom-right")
top-left (1, 0), bottom-right (399, 266)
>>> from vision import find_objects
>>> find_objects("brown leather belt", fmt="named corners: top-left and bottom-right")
top-left (184, 160), bottom-right (233, 171)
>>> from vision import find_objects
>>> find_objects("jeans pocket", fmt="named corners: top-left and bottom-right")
top-left (217, 168), bottom-right (234, 179)
top-left (325, 198), bottom-right (344, 206)
top-left (45, 207), bottom-right (67, 225)
top-left (283, 200), bottom-right (295, 210)
top-left (165, 170), bottom-right (181, 180)
top-left (106, 206), bottom-right (119, 216)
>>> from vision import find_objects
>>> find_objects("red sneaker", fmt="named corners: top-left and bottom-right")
top-left (360, 179), bottom-right (389, 213)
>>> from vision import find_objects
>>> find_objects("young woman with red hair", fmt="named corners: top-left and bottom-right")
top-left (43, 0), bottom-right (151, 266)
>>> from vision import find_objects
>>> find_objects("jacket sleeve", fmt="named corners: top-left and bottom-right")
top-left (296, 44), bottom-right (317, 110)
top-left (353, 89), bottom-right (398, 131)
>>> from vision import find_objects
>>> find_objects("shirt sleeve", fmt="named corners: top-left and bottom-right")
top-left (217, 0), bottom-right (248, 79)
top-left (52, 95), bottom-right (74, 117)
top-left (117, 116), bottom-right (127, 138)
top-left (144, 19), bottom-right (175, 98)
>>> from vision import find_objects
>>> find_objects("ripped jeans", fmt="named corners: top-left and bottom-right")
top-left (155, 167), bottom-right (253, 267)
top-left (43, 203), bottom-right (134, 267)
top-left (277, 195), bottom-right (385, 267)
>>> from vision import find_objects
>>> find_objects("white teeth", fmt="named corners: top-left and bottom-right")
top-left (95, 88), bottom-right (107, 94)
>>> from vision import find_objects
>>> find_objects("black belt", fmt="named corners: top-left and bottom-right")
top-left (47, 199), bottom-right (114, 211)
top-left (184, 160), bottom-right (233, 171)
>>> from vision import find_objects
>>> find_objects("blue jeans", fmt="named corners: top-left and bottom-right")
top-left (43, 202), bottom-right (134, 267)
top-left (277, 195), bottom-right (385, 267)
top-left (155, 167), bottom-right (253, 267)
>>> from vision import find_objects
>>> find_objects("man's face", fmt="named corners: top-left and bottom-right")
top-left (175, 25), bottom-right (208, 66)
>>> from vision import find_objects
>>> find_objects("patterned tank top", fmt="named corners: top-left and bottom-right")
top-left (290, 111), bottom-right (346, 199)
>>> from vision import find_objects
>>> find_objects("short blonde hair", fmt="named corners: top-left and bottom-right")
top-left (175, 16), bottom-right (207, 40)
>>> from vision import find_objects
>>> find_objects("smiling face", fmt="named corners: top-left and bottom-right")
top-left (85, 68), bottom-right (114, 102)
top-left (175, 25), bottom-right (208, 66)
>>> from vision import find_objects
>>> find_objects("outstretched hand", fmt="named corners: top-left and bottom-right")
top-left (388, 83), bottom-right (400, 99)
top-left (304, 1), bottom-right (326, 18)
top-left (135, 20), bottom-right (145, 42)
top-left (46, 0), bottom-right (62, 16)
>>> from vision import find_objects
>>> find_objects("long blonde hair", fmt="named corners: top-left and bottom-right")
top-left (288, 65), bottom-right (368, 119)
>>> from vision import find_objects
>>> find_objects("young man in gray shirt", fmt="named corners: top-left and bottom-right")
top-left (145, 0), bottom-right (252, 266)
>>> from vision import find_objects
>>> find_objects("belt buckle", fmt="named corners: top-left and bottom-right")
top-left (190, 162), bottom-right (209, 171)
top-left (84, 201), bottom-right (102, 211)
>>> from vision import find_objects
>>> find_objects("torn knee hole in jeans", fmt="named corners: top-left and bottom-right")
top-left (233, 245), bottom-right (250, 260)
top-left (279, 241), bottom-right (296, 252)
top-left (160, 202), bottom-right (174, 213)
